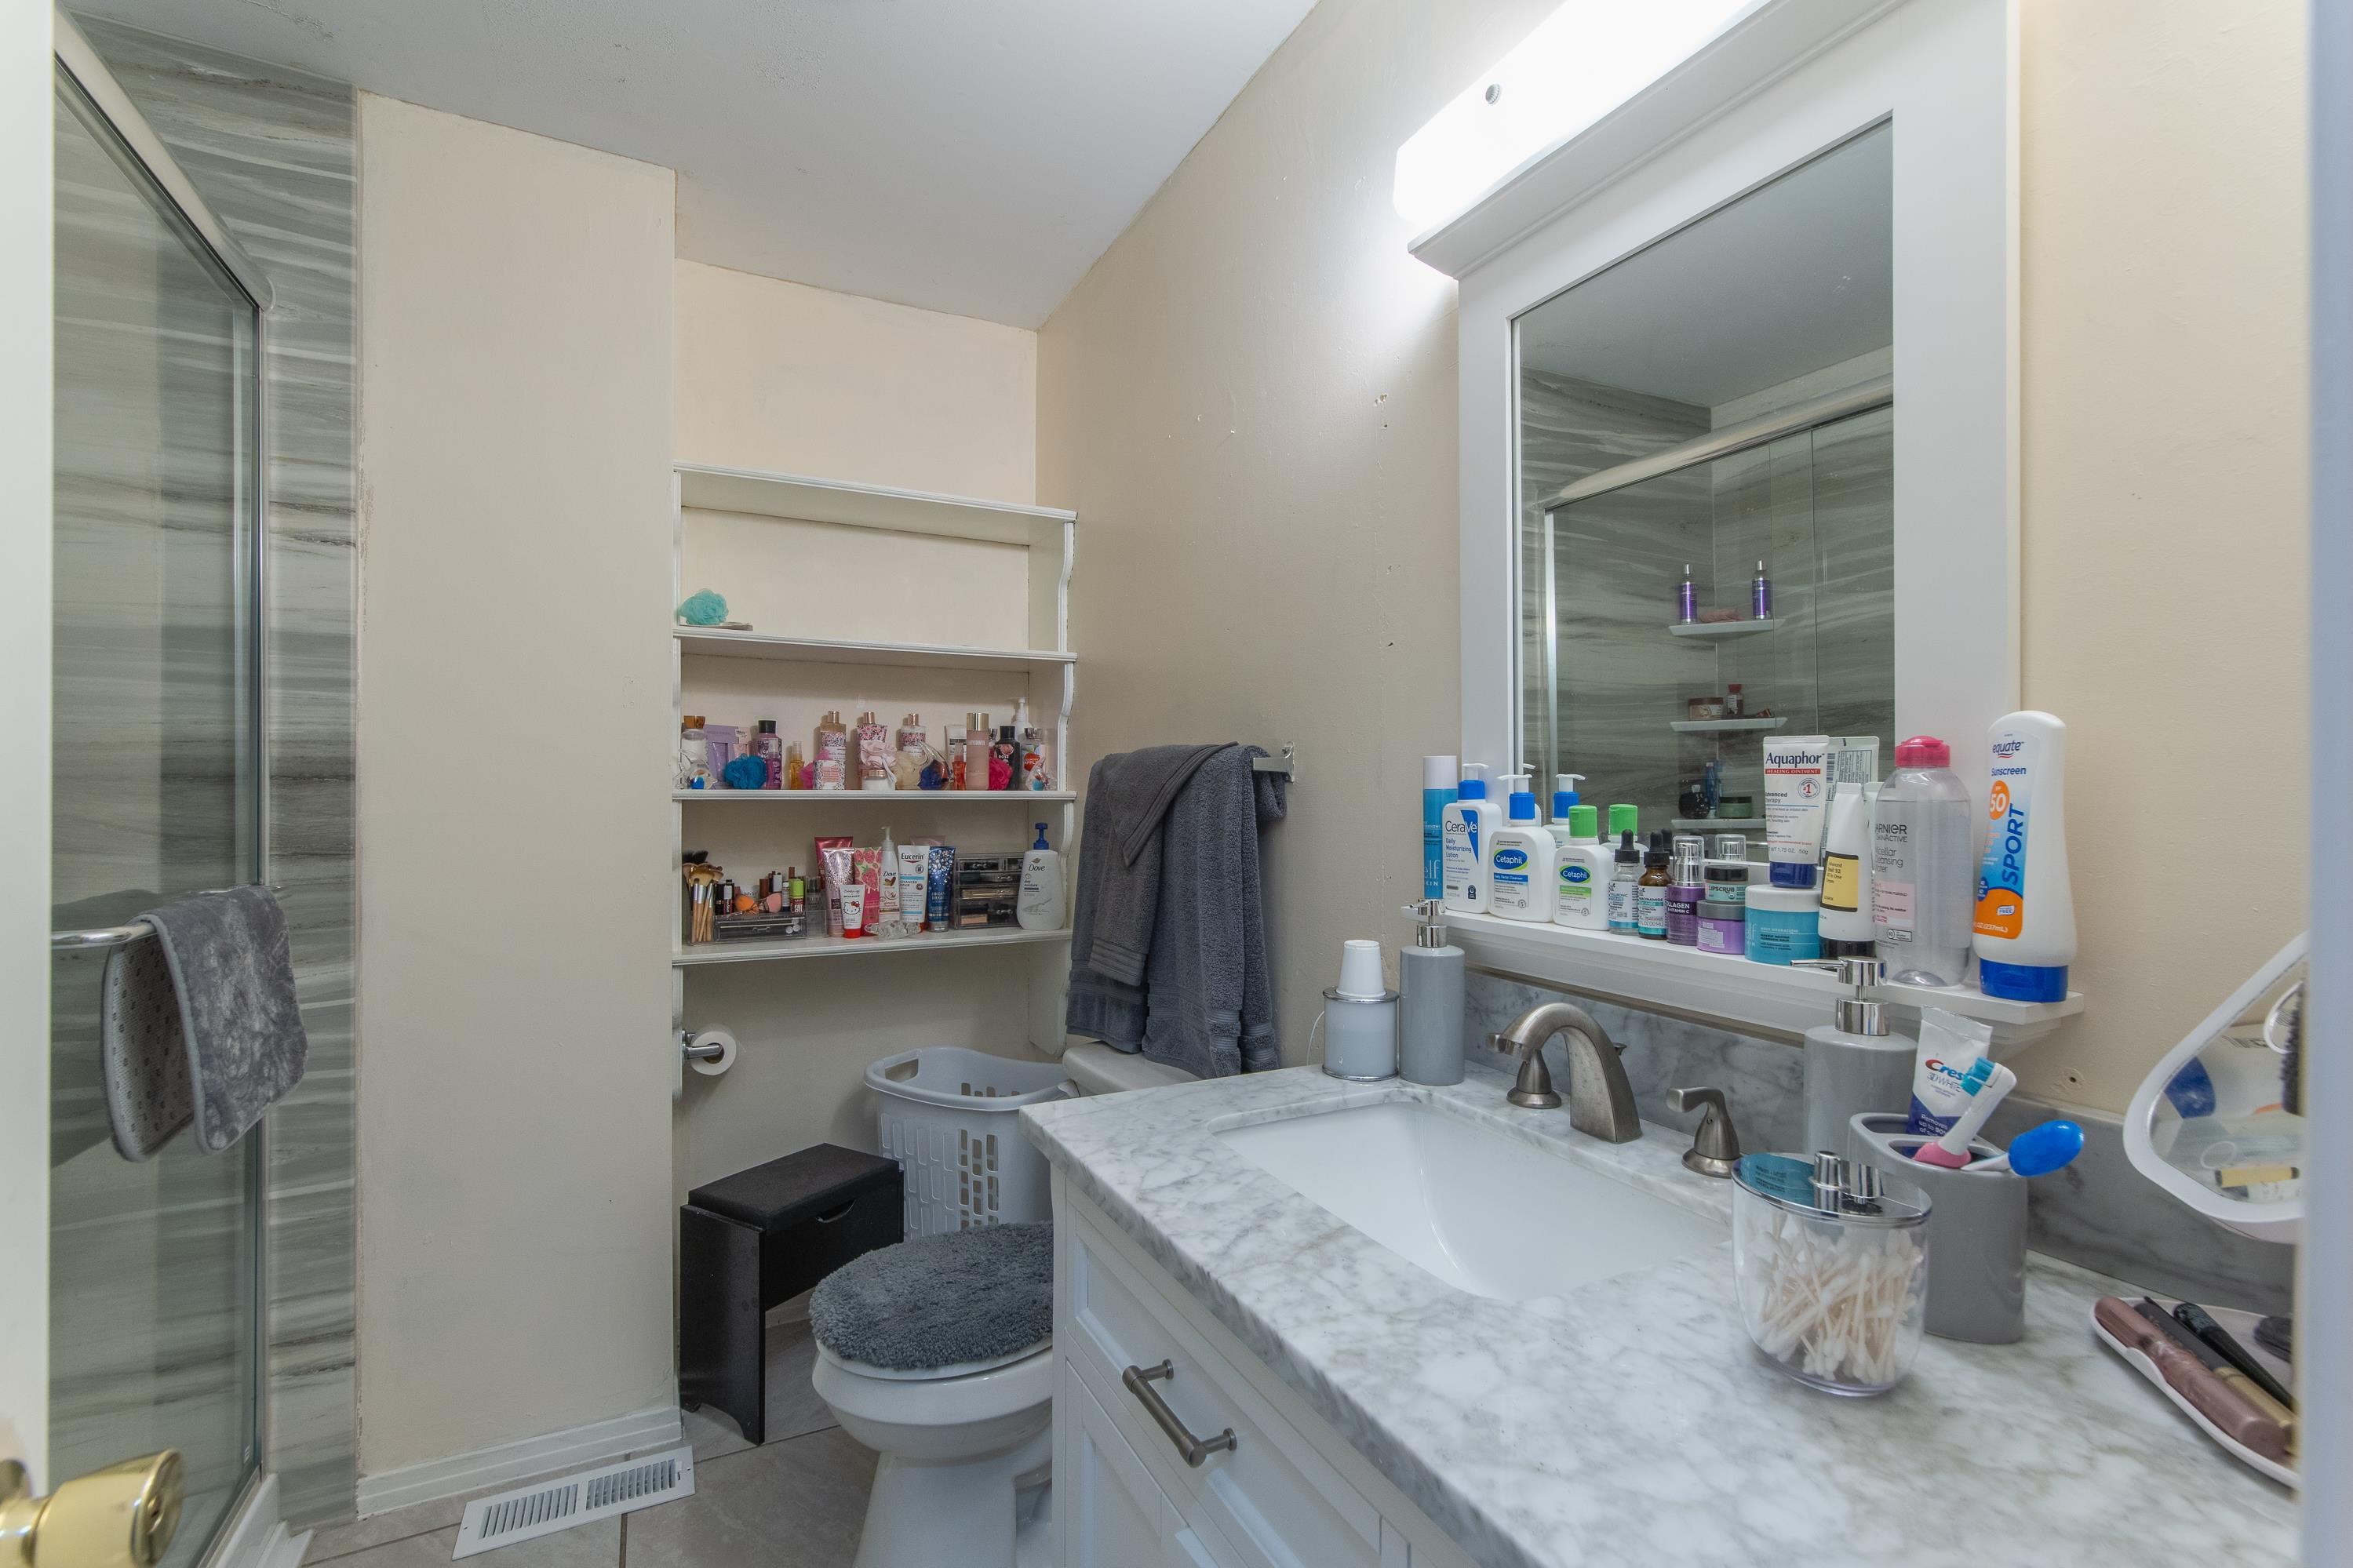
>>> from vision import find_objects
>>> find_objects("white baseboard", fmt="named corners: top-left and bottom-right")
top-left (354, 1402), bottom-right (684, 1518)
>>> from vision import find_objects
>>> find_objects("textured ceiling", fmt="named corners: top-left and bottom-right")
top-left (78, 0), bottom-right (1317, 326)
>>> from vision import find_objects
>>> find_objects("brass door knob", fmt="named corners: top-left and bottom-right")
top-left (0, 1452), bottom-right (184, 1567)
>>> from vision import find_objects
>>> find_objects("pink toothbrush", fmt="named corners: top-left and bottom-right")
top-left (1911, 1060), bottom-right (2018, 1168)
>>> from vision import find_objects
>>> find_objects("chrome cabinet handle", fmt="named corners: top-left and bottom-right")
top-left (1120, 1361), bottom-right (1237, 1467)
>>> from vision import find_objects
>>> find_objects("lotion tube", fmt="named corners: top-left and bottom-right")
top-left (1762, 736), bottom-right (1831, 888)
top-left (1972, 711), bottom-right (2075, 1001)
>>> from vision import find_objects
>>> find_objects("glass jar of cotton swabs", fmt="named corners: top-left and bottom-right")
top-left (1732, 1151), bottom-right (1932, 1395)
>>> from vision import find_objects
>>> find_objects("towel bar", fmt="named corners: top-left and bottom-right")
top-left (49, 883), bottom-right (285, 952)
top-left (1251, 744), bottom-right (1296, 780)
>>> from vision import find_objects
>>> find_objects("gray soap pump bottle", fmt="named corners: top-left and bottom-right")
top-left (1397, 900), bottom-right (1466, 1086)
top-left (1794, 956), bottom-right (1914, 1156)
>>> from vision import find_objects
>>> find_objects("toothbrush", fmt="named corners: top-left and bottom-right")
top-left (1910, 1060), bottom-right (2018, 1168)
top-left (1966, 1119), bottom-right (2084, 1176)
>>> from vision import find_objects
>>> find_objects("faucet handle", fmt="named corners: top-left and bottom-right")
top-left (1666, 1086), bottom-right (1742, 1178)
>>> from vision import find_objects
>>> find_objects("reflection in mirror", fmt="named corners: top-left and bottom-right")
top-left (2147, 959), bottom-right (2304, 1209)
top-left (1516, 123), bottom-right (1892, 837)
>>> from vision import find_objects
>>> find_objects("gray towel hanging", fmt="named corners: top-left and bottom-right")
top-left (100, 885), bottom-right (308, 1160)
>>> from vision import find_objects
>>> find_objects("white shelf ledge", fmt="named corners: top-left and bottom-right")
top-left (676, 926), bottom-right (1073, 966)
top-left (676, 627), bottom-right (1073, 675)
top-left (676, 463), bottom-right (1073, 550)
top-left (676, 788), bottom-right (1074, 803)
top-left (1670, 716), bottom-right (1787, 734)
top-left (1668, 617), bottom-right (1782, 639)
top-left (1444, 911), bottom-right (2083, 1051)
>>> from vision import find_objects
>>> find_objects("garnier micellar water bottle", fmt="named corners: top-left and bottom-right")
top-left (1870, 736), bottom-right (1975, 986)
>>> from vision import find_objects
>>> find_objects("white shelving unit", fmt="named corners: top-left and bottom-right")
top-left (670, 463), bottom-right (1077, 1053)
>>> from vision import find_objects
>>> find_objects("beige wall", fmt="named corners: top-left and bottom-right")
top-left (1039, 0), bottom-right (2310, 1114)
top-left (675, 258), bottom-right (1037, 504)
top-left (355, 94), bottom-right (677, 1472)
top-left (2016, 0), bottom-right (2307, 1110)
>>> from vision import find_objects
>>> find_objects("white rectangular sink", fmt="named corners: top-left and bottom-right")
top-left (1215, 1100), bottom-right (1721, 1301)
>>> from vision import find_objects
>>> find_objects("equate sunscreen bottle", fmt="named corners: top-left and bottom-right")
top-left (1488, 773), bottom-right (1557, 922)
top-left (1972, 711), bottom-right (2074, 1000)
top-left (1441, 764), bottom-right (1501, 915)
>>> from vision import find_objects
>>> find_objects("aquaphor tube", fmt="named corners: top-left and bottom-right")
top-left (1761, 736), bottom-right (1830, 888)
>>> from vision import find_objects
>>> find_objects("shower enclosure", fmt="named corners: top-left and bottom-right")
top-left (40, 24), bottom-right (274, 1566)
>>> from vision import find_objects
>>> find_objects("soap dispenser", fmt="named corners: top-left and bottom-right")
top-left (1016, 823), bottom-right (1065, 931)
top-left (1487, 772), bottom-right (1557, 922)
top-left (1441, 764), bottom-right (1502, 915)
top-left (1792, 956), bottom-right (1914, 1156)
top-left (1397, 900), bottom-right (1466, 1086)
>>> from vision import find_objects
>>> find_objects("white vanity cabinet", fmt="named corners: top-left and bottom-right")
top-left (1051, 1174), bottom-right (1475, 1568)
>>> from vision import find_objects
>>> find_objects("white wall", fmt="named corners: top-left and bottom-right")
top-left (355, 93), bottom-right (676, 1474)
top-left (668, 264), bottom-right (1048, 1194)
top-left (675, 258), bottom-right (1036, 504)
top-left (1039, 0), bottom-right (2310, 1114)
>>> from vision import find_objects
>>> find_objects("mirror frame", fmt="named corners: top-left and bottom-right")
top-left (2122, 932), bottom-right (2307, 1245)
top-left (1435, 0), bottom-right (2019, 830)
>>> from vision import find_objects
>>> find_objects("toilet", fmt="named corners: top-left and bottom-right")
top-left (813, 1042), bottom-right (1198, 1568)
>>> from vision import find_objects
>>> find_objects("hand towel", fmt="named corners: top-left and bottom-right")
top-left (1066, 744), bottom-right (1285, 1078)
top-left (1069, 744), bottom-right (1229, 988)
top-left (100, 885), bottom-right (308, 1159)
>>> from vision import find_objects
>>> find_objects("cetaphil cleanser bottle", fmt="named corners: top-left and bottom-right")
top-left (1488, 773), bottom-right (1556, 922)
top-left (1972, 711), bottom-right (2075, 1001)
top-left (1441, 764), bottom-right (1502, 915)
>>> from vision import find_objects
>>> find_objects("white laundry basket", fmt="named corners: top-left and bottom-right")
top-left (868, 1047), bottom-right (1073, 1237)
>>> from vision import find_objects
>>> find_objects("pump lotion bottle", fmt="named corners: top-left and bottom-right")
top-left (1488, 772), bottom-right (1557, 922)
top-left (1397, 900), bottom-right (1466, 1085)
top-left (1794, 957), bottom-right (1914, 1156)
top-left (1441, 764), bottom-right (1502, 915)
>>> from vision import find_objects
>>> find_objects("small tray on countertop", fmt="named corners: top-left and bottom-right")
top-left (2089, 1296), bottom-right (2296, 1487)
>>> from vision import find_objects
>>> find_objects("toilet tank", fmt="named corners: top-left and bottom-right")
top-left (1062, 1041), bottom-right (1200, 1097)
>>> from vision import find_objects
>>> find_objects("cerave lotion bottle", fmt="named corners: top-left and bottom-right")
top-left (1441, 764), bottom-right (1501, 915)
top-left (1487, 773), bottom-right (1557, 922)
top-left (1973, 711), bottom-right (2074, 1001)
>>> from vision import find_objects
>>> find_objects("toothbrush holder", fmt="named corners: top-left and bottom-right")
top-left (1850, 1114), bottom-right (2028, 1344)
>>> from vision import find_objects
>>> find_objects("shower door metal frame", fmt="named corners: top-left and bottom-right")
top-left (51, 13), bottom-right (279, 1563)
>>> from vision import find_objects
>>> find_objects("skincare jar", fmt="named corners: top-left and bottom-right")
top-left (1743, 886), bottom-right (1823, 964)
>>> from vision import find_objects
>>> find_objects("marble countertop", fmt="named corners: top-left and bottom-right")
top-left (1022, 1060), bottom-right (2298, 1568)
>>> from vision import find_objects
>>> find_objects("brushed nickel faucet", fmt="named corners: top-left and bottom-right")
top-left (1489, 1001), bottom-right (1641, 1142)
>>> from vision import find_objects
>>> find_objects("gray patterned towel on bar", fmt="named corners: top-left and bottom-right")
top-left (1068, 744), bottom-right (1286, 1079)
top-left (101, 884), bottom-right (308, 1160)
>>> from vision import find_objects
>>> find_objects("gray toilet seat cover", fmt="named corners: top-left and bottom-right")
top-left (810, 1221), bottom-right (1054, 1372)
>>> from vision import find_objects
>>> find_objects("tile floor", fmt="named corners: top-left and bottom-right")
top-left (306, 1317), bottom-right (874, 1567)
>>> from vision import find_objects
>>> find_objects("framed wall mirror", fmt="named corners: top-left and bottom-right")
top-left (1514, 122), bottom-right (1892, 834)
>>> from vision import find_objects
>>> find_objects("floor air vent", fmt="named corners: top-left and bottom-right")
top-left (451, 1446), bottom-right (695, 1559)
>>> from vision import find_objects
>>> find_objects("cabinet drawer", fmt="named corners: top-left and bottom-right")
top-left (1064, 1220), bottom-right (1385, 1568)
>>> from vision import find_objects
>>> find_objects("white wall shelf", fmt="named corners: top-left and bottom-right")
top-left (1669, 716), bottom-right (1787, 734)
top-left (676, 789), bottom-right (1075, 804)
top-left (676, 627), bottom-right (1073, 678)
top-left (1444, 911), bottom-right (2083, 1051)
top-left (676, 462), bottom-right (1073, 549)
top-left (675, 926), bottom-right (1073, 967)
top-left (1667, 618), bottom-right (1782, 640)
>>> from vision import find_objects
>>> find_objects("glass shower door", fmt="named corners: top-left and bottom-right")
top-left (49, 60), bottom-right (264, 1568)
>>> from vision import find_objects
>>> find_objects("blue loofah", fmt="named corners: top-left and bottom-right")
top-left (722, 755), bottom-right (769, 790)
top-left (677, 588), bottom-right (729, 627)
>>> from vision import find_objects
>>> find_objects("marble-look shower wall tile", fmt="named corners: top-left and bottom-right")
top-left (1461, 972), bottom-right (2293, 1315)
top-left (81, 17), bottom-right (359, 1526)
